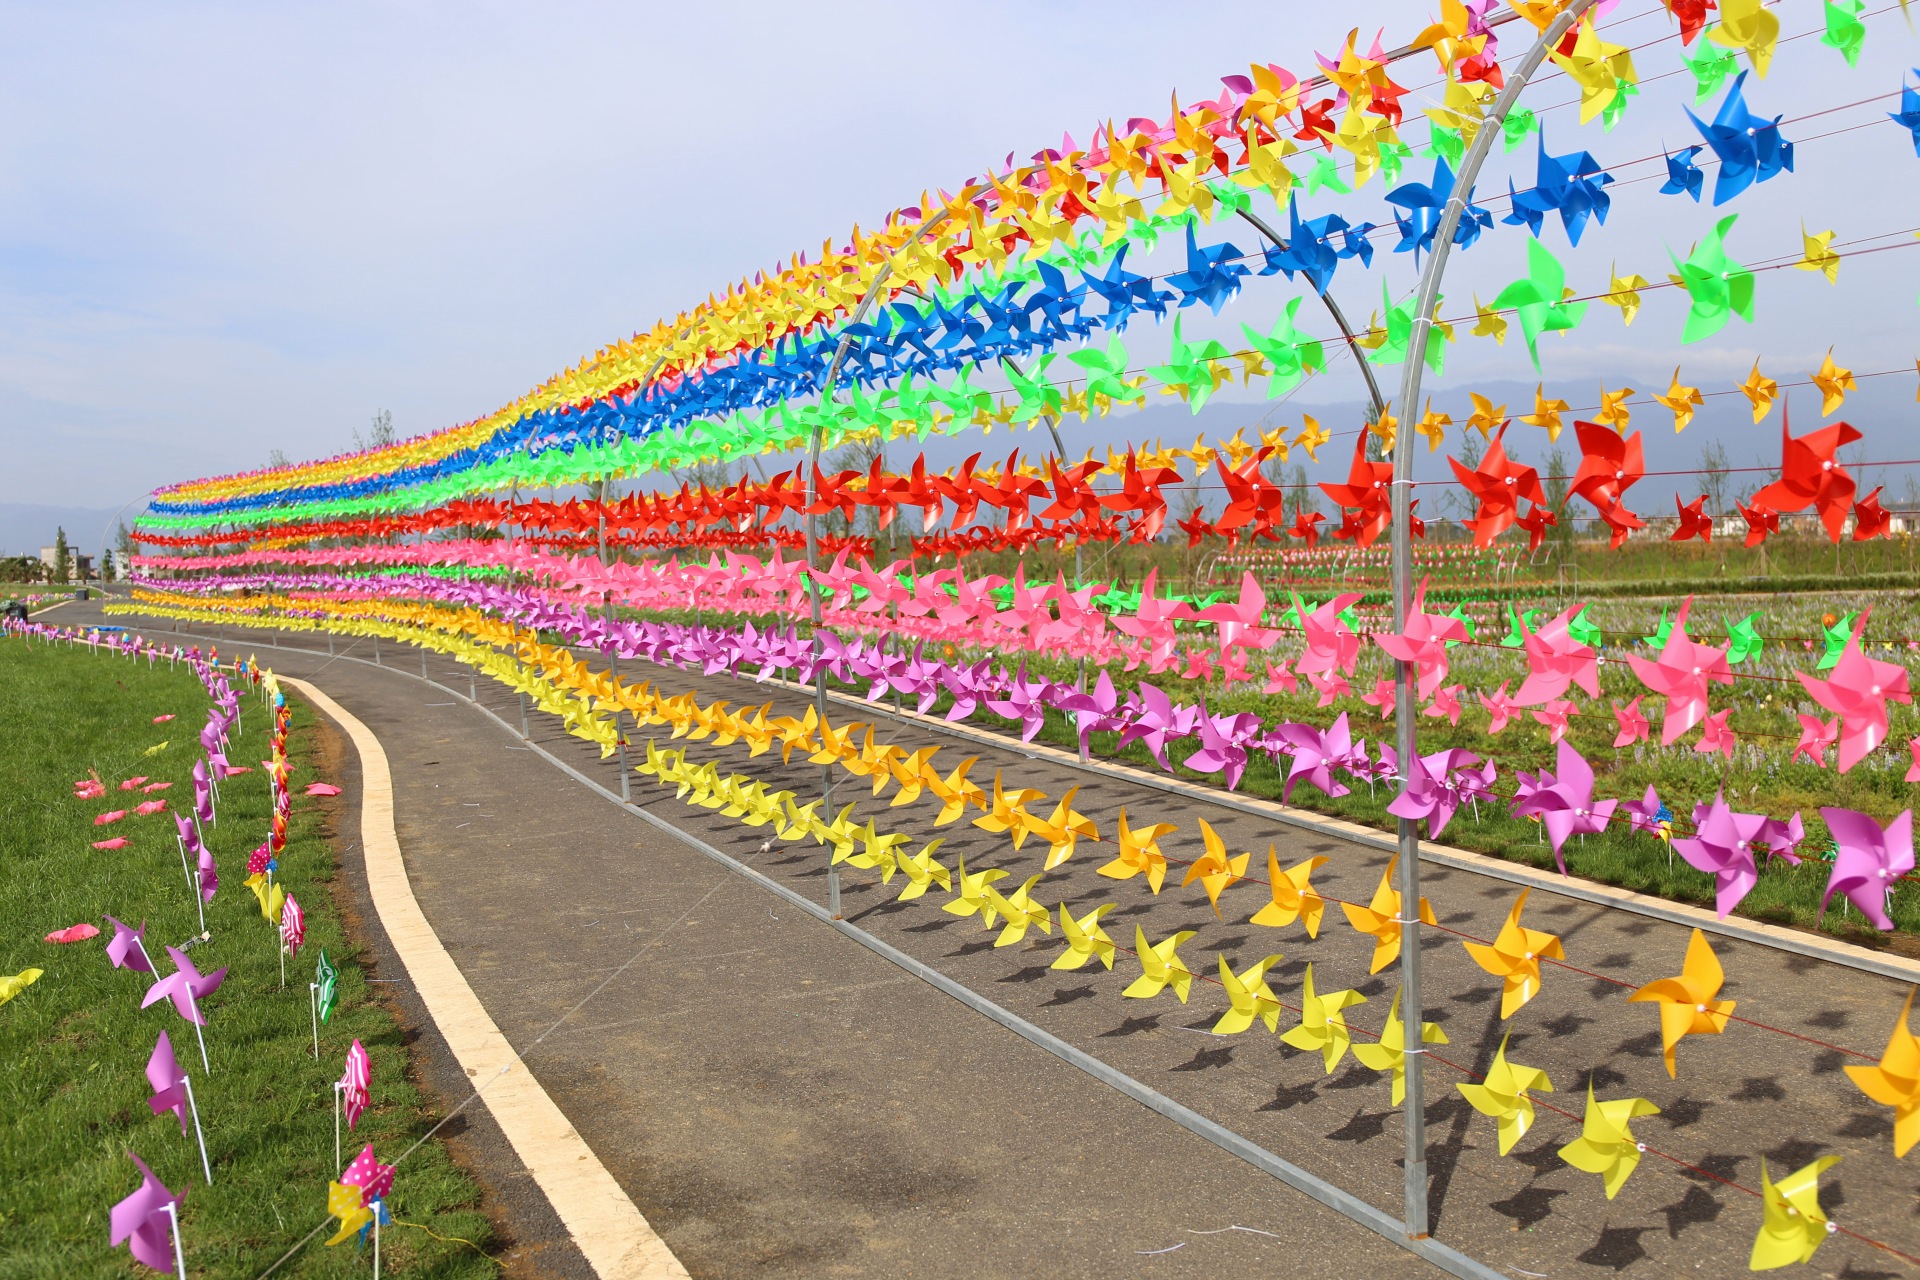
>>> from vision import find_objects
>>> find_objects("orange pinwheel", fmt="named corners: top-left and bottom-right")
top-left (1462, 890), bottom-right (1564, 1018)
top-left (1627, 929), bottom-right (1735, 1077)
top-left (1845, 991), bottom-right (1920, 1157)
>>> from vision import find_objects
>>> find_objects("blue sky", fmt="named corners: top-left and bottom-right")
top-left (1, 0), bottom-right (1917, 515)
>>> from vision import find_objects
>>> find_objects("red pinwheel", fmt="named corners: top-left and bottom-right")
top-left (1568, 420), bottom-right (1645, 549)
top-left (1289, 508), bottom-right (1326, 549)
top-left (1670, 495), bottom-right (1713, 543)
top-left (1736, 498), bottom-right (1778, 548)
top-left (1749, 417), bottom-right (1863, 542)
top-left (1854, 487), bottom-right (1893, 542)
top-left (1514, 504), bottom-right (1556, 552)
top-left (1318, 435), bottom-right (1394, 549)
top-left (1449, 423), bottom-right (1544, 548)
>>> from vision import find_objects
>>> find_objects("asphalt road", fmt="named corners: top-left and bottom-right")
top-left (74, 603), bottom-right (1920, 1278)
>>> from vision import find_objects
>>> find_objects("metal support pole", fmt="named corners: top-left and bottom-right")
top-left (1384, 0), bottom-right (1595, 1241)
top-left (597, 485), bottom-right (632, 803)
top-left (804, 211), bottom-right (954, 919)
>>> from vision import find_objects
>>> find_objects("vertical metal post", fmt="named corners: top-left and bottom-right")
top-left (1384, 0), bottom-right (1595, 1241)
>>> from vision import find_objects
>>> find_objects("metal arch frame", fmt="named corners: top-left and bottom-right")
top-left (1385, 0), bottom-right (1598, 1240)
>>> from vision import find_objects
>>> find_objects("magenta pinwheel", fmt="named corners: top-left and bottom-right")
top-left (1672, 791), bottom-right (1769, 918)
top-left (1509, 741), bottom-right (1617, 874)
top-left (1819, 807), bottom-right (1915, 930)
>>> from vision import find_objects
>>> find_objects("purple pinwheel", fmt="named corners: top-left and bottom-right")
top-left (1056, 670), bottom-right (1126, 757)
top-left (887, 645), bottom-right (945, 713)
top-left (984, 666), bottom-right (1054, 742)
top-left (1755, 812), bottom-right (1806, 864)
top-left (196, 845), bottom-right (218, 903)
top-left (1183, 706), bottom-right (1260, 790)
top-left (1819, 807), bottom-right (1914, 930)
top-left (1508, 740), bottom-right (1618, 874)
top-left (109, 1153), bottom-right (182, 1273)
top-left (1273, 713), bottom-right (1354, 802)
top-left (142, 947), bottom-right (226, 1027)
top-left (943, 659), bottom-right (999, 723)
top-left (105, 915), bottom-right (154, 973)
top-left (1118, 682), bottom-right (1199, 771)
top-left (191, 761), bottom-right (214, 825)
top-left (146, 1031), bottom-right (189, 1134)
top-left (1672, 791), bottom-right (1768, 917)
top-left (1622, 784), bottom-right (1667, 838)
top-left (1388, 749), bottom-right (1455, 838)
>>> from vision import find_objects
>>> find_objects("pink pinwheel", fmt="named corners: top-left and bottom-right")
top-left (305, 783), bottom-right (342, 797)
top-left (153, 714), bottom-right (174, 724)
top-left (1509, 740), bottom-right (1617, 873)
top-left (340, 1143), bottom-right (395, 1205)
top-left (1530, 699), bottom-right (1579, 743)
top-left (142, 947), bottom-right (226, 1026)
top-left (1185, 707), bottom-right (1261, 790)
top-left (1695, 709), bottom-right (1736, 759)
top-left (120, 776), bottom-right (150, 792)
top-left (1424, 684), bottom-right (1465, 726)
top-left (74, 776), bottom-right (106, 800)
top-left (1196, 572), bottom-right (1283, 653)
top-left (1373, 578), bottom-right (1468, 699)
top-left (1362, 678), bottom-right (1396, 718)
top-left (106, 916), bottom-right (154, 972)
top-left (142, 782), bottom-right (172, 794)
top-left (986, 666), bottom-right (1057, 742)
top-left (1480, 682), bottom-right (1519, 734)
top-left (1908, 737), bottom-right (1920, 783)
top-left (341, 1040), bottom-right (372, 1131)
top-left (93, 837), bottom-right (129, 850)
top-left (1797, 617), bottom-right (1913, 773)
top-left (1308, 670), bottom-right (1351, 706)
top-left (1513, 606), bottom-right (1601, 706)
top-left (134, 800), bottom-right (168, 817)
top-left (96, 810), bottom-right (129, 826)
top-left (1623, 785), bottom-right (1670, 839)
top-left (1756, 812), bottom-right (1805, 864)
top-left (1819, 807), bottom-right (1915, 930)
top-left (1180, 648), bottom-right (1216, 682)
top-left (1110, 568), bottom-right (1192, 666)
top-left (1263, 659), bottom-right (1298, 694)
top-left (45, 922), bottom-right (99, 944)
top-left (147, 1031), bottom-right (190, 1135)
top-left (1612, 696), bottom-right (1649, 748)
top-left (280, 892), bottom-right (306, 958)
top-left (109, 1152), bottom-right (182, 1273)
top-left (1623, 598), bottom-right (1733, 744)
top-left (1291, 591), bottom-right (1367, 677)
top-left (1276, 714), bottom-right (1354, 802)
top-left (1672, 791), bottom-right (1768, 917)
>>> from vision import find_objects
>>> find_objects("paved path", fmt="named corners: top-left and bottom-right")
top-left (89, 606), bottom-right (1920, 1278)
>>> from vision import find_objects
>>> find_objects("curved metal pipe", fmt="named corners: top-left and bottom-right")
top-left (1234, 209), bottom-right (1389, 424)
top-left (1384, 0), bottom-right (1599, 1241)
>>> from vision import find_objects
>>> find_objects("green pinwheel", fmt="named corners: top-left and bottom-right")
top-left (1668, 214), bottom-right (1755, 343)
top-left (1818, 610), bottom-right (1860, 671)
top-left (1724, 611), bottom-right (1765, 664)
top-left (1642, 605), bottom-right (1674, 649)
top-left (1240, 297), bottom-right (1326, 399)
top-left (1148, 317), bottom-right (1233, 414)
top-left (1066, 335), bottom-right (1136, 403)
top-left (1368, 280), bottom-right (1447, 375)
top-left (1500, 605), bottom-right (1541, 648)
top-left (1822, 0), bottom-right (1866, 67)
top-left (1491, 239), bottom-right (1587, 368)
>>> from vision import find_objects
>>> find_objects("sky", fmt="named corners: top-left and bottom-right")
top-left (2, 0), bottom-right (1918, 528)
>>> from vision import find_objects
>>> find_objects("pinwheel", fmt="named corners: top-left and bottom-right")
top-left (1122, 927), bottom-right (1196, 1002)
top-left (1511, 605), bottom-right (1600, 706)
top-left (1351, 987), bottom-right (1448, 1104)
top-left (1275, 713), bottom-right (1355, 802)
top-left (1457, 1034), bottom-right (1553, 1156)
top-left (1559, 1084), bottom-right (1662, 1200)
top-left (1249, 849), bottom-right (1328, 937)
top-left (1610, 696), bottom-right (1649, 747)
top-left (942, 855), bottom-right (1009, 925)
top-left (1290, 592), bottom-right (1366, 678)
top-left (1212, 954), bottom-right (1286, 1035)
top-left (1846, 991), bottom-right (1920, 1156)
top-left (1628, 929), bottom-right (1736, 1077)
top-left (894, 840), bottom-right (951, 902)
top-left (1510, 741), bottom-right (1617, 873)
top-left (1891, 68), bottom-right (1920, 155)
top-left (1315, 437), bottom-right (1394, 549)
top-left (106, 916), bottom-right (155, 973)
top-left (982, 874), bottom-right (1051, 948)
top-left (109, 1153), bottom-right (183, 1273)
top-left (1624, 597), bottom-right (1734, 744)
top-left (1797, 618), bottom-right (1912, 772)
top-left (1669, 214), bottom-right (1755, 343)
top-left (1491, 238), bottom-right (1586, 368)
top-left (1479, 682), bottom-right (1519, 734)
top-left (1819, 807), bottom-right (1915, 930)
top-left (1097, 809), bottom-right (1176, 894)
top-left (1672, 791), bottom-right (1768, 917)
top-left (1182, 821), bottom-right (1251, 917)
top-left (1658, 144), bottom-right (1706, 200)
top-left (1687, 72), bottom-right (1793, 206)
top-left (1462, 891), bottom-right (1564, 1019)
top-left (1280, 964), bottom-right (1367, 1073)
top-left (1751, 1157), bottom-right (1842, 1271)
top-left (1342, 855), bottom-right (1436, 974)
top-left (1052, 902), bottom-right (1118, 971)
top-left (1793, 715), bottom-right (1838, 766)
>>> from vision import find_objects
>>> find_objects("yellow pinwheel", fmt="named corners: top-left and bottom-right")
top-left (1053, 903), bottom-right (1118, 971)
top-left (1845, 991), bottom-right (1920, 1157)
top-left (325, 1181), bottom-right (374, 1246)
top-left (1280, 963), bottom-right (1367, 1073)
top-left (1212, 954), bottom-right (1285, 1035)
top-left (1123, 926), bottom-right (1196, 1003)
top-left (1751, 1157), bottom-right (1840, 1270)
top-left (1457, 1034), bottom-right (1553, 1155)
top-left (1351, 987), bottom-right (1448, 1104)
top-left (1655, 367), bottom-right (1703, 432)
top-left (0, 968), bottom-right (43, 1007)
top-left (1627, 928), bottom-right (1734, 1078)
top-left (1182, 820), bottom-right (1250, 917)
top-left (943, 854), bottom-right (1009, 924)
top-left (1341, 855), bottom-right (1435, 974)
top-left (1097, 808), bottom-right (1176, 893)
top-left (1710, 0), bottom-right (1779, 76)
top-left (1558, 1082), bottom-right (1660, 1199)
top-left (982, 874), bottom-right (1052, 947)
top-left (926, 757), bottom-right (985, 826)
top-left (1811, 349), bottom-right (1855, 417)
top-left (1249, 849), bottom-right (1327, 937)
top-left (1462, 890), bottom-right (1564, 1019)
top-left (1024, 787), bottom-right (1098, 871)
top-left (1739, 360), bottom-right (1778, 423)
top-left (894, 840), bottom-right (951, 902)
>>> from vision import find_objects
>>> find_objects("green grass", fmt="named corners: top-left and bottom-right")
top-left (0, 635), bottom-right (496, 1278)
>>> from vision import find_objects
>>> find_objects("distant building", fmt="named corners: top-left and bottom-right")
top-left (37, 545), bottom-right (94, 583)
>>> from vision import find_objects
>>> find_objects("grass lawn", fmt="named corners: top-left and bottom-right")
top-left (0, 633), bottom-right (495, 1278)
